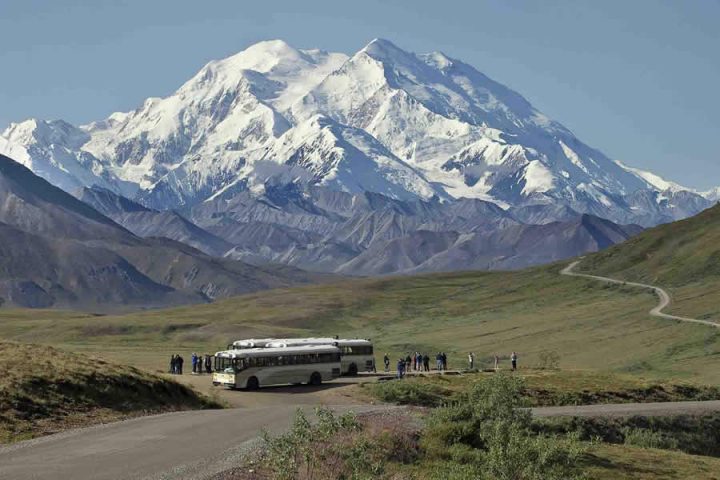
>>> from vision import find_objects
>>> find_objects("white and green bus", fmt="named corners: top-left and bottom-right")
top-left (212, 345), bottom-right (341, 390)
top-left (265, 338), bottom-right (375, 376)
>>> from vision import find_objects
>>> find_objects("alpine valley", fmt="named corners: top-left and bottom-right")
top-left (1, 39), bottom-right (716, 284)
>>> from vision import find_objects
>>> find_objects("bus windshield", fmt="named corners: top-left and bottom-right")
top-left (214, 356), bottom-right (247, 373)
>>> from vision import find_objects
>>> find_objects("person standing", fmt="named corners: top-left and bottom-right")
top-left (423, 354), bottom-right (430, 372)
top-left (511, 351), bottom-right (518, 371)
top-left (412, 352), bottom-right (417, 371)
top-left (494, 354), bottom-right (500, 371)
top-left (441, 352), bottom-right (448, 371)
top-left (468, 352), bottom-right (475, 370)
top-left (417, 353), bottom-right (423, 373)
top-left (397, 358), bottom-right (405, 379)
top-left (191, 353), bottom-right (198, 374)
top-left (177, 354), bottom-right (184, 375)
top-left (169, 355), bottom-right (176, 374)
top-left (435, 352), bottom-right (442, 371)
top-left (206, 355), bottom-right (212, 374)
top-left (405, 354), bottom-right (412, 373)
top-left (383, 353), bottom-right (390, 372)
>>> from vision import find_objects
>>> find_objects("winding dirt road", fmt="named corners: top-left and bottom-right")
top-left (561, 260), bottom-right (719, 328)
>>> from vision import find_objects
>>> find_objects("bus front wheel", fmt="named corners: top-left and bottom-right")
top-left (246, 376), bottom-right (260, 390)
top-left (309, 372), bottom-right (322, 386)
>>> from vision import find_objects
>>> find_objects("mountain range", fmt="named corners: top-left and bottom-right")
top-left (0, 38), bottom-right (715, 284)
top-left (0, 153), bottom-right (316, 310)
top-left (75, 182), bottom-right (641, 275)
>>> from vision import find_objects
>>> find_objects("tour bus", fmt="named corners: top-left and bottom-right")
top-left (212, 344), bottom-right (341, 390)
top-left (265, 338), bottom-right (375, 376)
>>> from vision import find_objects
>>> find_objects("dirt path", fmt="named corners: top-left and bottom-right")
top-left (561, 260), bottom-right (719, 328)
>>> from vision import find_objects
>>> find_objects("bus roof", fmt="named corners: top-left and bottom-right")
top-left (266, 338), bottom-right (372, 348)
top-left (215, 344), bottom-right (341, 358)
top-left (231, 338), bottom-right (277, 347)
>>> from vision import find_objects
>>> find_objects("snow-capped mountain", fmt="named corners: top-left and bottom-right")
top-left (0, 38), bottom-right (714, 227)
top-left (703, 187), bottom-right (720, 203)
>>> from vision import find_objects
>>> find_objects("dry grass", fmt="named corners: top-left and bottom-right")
top-left (0, 341), bottom-right (220, 443)
top-left (585, 443), bottom-right (720, 480)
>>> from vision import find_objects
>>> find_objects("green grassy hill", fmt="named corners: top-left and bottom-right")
top-left (579, 203), bottom-right (720, 321)
top-left (0, 206), bottom-right (718, 384)
top-left (580, 204), bottom-right (720, 285)
top-left (0, 342), bottom-right (219, 443)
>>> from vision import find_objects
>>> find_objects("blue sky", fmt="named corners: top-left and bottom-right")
top-left (1, 0), bottom-right (718, 189)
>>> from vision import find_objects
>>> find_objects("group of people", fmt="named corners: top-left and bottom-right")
top-left (191, 353), bottom-right (213, 374)
top-left (381, 350), bottom-right (520, 378)
top-left (169, 354), bottom-right (184, 374)
top-left (383, 352), bottom-right (449, 378)
top-left (169, 353), bottom-right (213, 375)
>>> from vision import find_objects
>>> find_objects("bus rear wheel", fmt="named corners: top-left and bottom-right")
top-left (246, 376), bottom-right (259, 390)
top-left (348, 363), bottom-right (358, 376)
top-left (309, 372), bottom-right (322, 386)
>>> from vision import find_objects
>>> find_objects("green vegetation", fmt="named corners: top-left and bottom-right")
top-left (1, 210), bottom-right (719, 387)
top-left (255, 407), bottom-right (420, 480)
top-left (0, 341), bottom-right (220, 443)
top-left (228, 375), bottom-right (720, 479)
top-left (248, 375), bottom-right (587, 480)
top-left (537, 414), bottom-right (720, 457)
top-left (0, 261), bottom-right (717, 383)
top-left (363, 370), bottom-right (720, 408)
top-left (366, 379), bottom-right (453, 407)
top-left (1, 199), bottom-right (719, 476)
top-left (579, 204), bottom-right (720, 320)
top-left (419, 374), bottom-right (586, 480)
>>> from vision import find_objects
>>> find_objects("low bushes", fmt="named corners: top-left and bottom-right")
top-left (422, 374), bottom-right (586, 480)
top-left (535, 414), bottom-right (720, 457)
top-left (366, 378), bottom-right (452, 407)
top-left (260, 407), bottom-right (420, 480)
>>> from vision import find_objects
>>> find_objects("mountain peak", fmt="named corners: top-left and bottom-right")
top-left (359, 38), bottom-right (410, 60)
top-left (202, 39), bottom-right (306, 76)
top-left (241, 39), bottom-right (300, 59)
top-left (3, 118), bottom-right (88, 149)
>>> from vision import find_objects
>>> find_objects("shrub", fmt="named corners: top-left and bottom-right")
top-left (423, 374), bottom-right (586, 480)
top-left (622, 427), bottom-right (680, 450)
top-left (260, 407), bottom-right (420, 480)
top-left (368, 379), bottom-right (451, 407)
